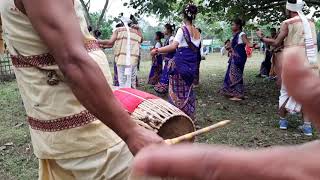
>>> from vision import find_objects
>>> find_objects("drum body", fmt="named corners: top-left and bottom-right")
top-left (114, 88), bottom-right (195, 140)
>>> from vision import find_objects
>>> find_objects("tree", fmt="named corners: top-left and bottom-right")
top-left (127, 0), bottom-right (320, 24)
top-left (89, 12), bottom-right (113, 39)
top-left (79, 0), bottom-right (109, 30)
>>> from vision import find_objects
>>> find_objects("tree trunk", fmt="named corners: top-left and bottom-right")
top-left (79, 0), bottom-right (93, 27)
top-left (96, 0), bottom-right (109, 30)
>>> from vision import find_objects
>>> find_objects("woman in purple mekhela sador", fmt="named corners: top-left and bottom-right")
top-left (151, 3), bottom-right (201, 121)
top-left (154, 23), bottom-right (176, 94)
top-left (220, 18), bottom-right (257, 101)
top-left (148, 31), bottom-right (164, 85)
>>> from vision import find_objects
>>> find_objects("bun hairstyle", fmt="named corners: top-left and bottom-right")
top-left (233, 18), bottom-right (246, 30)
top-left (165, 23), bottom-right (176, 33)
top-left (156, 31), bottom-right (165, 39)
top-left (183, 3), bottom-right (198, 22)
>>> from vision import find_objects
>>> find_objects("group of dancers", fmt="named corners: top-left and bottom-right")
top-left (102, 0), bottom-right (318, 138)
top-left (141, 15), bottom-right (258, 120)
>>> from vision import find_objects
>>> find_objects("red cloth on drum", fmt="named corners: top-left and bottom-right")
top-left (114, 88), bottom-right (158, 113)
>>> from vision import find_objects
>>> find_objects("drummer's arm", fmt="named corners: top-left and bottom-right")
top-left (21, 0), bottom-right (162, 154)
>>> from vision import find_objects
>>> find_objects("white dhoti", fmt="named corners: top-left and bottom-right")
top-left (117, 65), bottom-right (138, 89)
top-left (279, 84), bottom-right (302, 114)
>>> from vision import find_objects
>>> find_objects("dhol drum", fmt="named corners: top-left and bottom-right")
top-left (113, 88), bottom-right (195, 140)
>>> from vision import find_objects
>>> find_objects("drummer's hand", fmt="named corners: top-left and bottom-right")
top-left (126, 126), bottom-right (163, 155)
top-left (132, 144), bottom-right (220, 179)
top-left (282, 47), bottom-right (320, 124)
top-left (132, 143), bottom-right (320, 180)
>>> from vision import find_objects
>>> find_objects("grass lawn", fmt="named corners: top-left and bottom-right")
top-left (0, 53), bottom-right (317, 179)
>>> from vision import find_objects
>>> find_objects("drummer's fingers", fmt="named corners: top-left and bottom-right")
top-left (132, 144), bottom-right (222, 180)
top-left (282, 47), bottom-right (320, 122)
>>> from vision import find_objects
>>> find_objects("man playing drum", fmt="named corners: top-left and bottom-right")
top-left (1, 0), bottom-right (162, 179)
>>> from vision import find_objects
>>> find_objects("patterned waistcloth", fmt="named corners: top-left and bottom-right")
top-left (259, 50), bottom-right (272, 76)
top-left (154, 57), bottom-right (170, 94)
top-left (220, 56), bottom-right (246, 98)
top-left (169, 74), bottom-right (196, 120)
top-left (220, 32), bottom-right (247, 99)
top-left (148, 54), bottom-right (163, 85)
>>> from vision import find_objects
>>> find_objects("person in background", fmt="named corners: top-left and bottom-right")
top-left (94, 30), bottom-right (102, 39)
top-left (112, 23), bottom-right (124, 87)
top-left (257, 28), bottom-right (277, 78)
top-left (148, 31), bottom-right (164, 85)
top-left (154, 23), bottom-right (176, 94)
top-left (99, 16), bottom-right (143, 89)
top-left (193, 28), bottom-right (202, 86)
top-left (151, 3), bottom-right (201, 121)
top-left (220, 18), bottom-right (257, 101)
top-left (268, 30), bottom-right (284, 83)
top-left (257, 0), bottom-right (318, 136)
top-left (0, 16), bottom-right (4, 55)
top-left (224, 39), bottom-right (232, 57)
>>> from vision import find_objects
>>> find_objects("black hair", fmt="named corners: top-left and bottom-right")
top-left (197, 28), bottom-right (202, 34)
top-left (130, 14), bottom-right (138, 25)
top-left (288, 0), bottom-right (297, 3)
top-left (233, 18), bottom-right (246, 30)
top-left (116, 23), bottom-right (124, 28)
top-left (183, 3), bottom-right (198, 22)
top-left (164, 23), bottom-right (176, 33)
top-left (88, 26), bottom-right (93, 32)
top-left (94, 30), bottom-right (102, 38)
top-left (224, 39), bottom-right (230, 45)
top-left (156, 31), bottom-right (165, 39)
top-left (271, 28), bottom-right (277, 33)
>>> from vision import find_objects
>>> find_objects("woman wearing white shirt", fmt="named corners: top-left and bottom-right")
top-left (154, 23), bottom-right (176, 94)
top-left (220, 18), bottom-right (256, 101)
top-left (148, 31), bottom-right (164, 85)
top-left (151, 3), bottom-right (201, 121)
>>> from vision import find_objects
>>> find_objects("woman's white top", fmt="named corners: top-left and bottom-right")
top-left (238, 32), bottom-right (246, 44)
top-left (174, 28), bottom-right (201, 48)
top-left (168, 36), bottom-right (175, 45)
top-left (155, 42), bottom-right (162, 48)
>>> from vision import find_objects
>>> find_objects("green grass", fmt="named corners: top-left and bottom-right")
top-left (0, 53), bottom-right (317, 179)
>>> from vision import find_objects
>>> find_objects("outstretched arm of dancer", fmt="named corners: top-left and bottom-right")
top-left (133, 142), bottom-right (320, 180)
top-left (241, 34), bottom-right (257, 48)
top-left (257, 23), bottom-right (287, 47)
top-left (282, 47), bottom-right (320, 123)
top-left (150, 42), bottom-right (179, 56)
top-left (98, 30), bottom-right (118, 48)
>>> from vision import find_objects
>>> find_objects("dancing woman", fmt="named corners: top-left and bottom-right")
top-left (154, 24), bottom-right (176, 94)
top-left (151, 3), bottom-right (201, 120)
top-left (148, 31), bottom-right (164, 85)
top-left (220, 18), bottom-right (256, 101)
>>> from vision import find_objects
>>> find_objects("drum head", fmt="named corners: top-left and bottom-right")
top-left (158, 115), bottom-right (195, 142)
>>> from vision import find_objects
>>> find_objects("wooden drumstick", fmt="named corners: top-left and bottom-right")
top-left (165, 120), bottom-right (231, 145)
